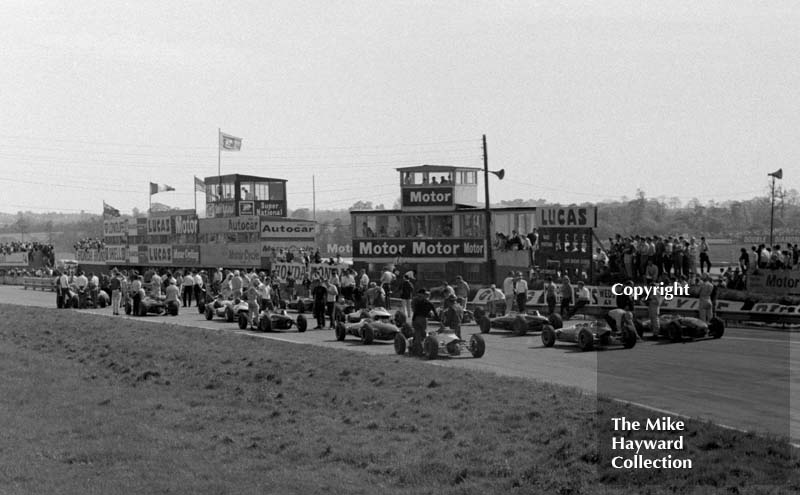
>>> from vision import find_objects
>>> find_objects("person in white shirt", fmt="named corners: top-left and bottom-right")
top-left (486, 284), bottom-right (505, 317)
top-left (502, 271), bottom-right (515, 315)
top-left (193, 271), bottom-right (204, 307)
top-left (181, 271), bottom-right (195, 307)
top-left (150, 272), bottom-right (163, 298)
top-left (513, 273), bottom-right (529, 314)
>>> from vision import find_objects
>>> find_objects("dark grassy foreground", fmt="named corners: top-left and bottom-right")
top-left (0, 304), bottom-right (796, 495)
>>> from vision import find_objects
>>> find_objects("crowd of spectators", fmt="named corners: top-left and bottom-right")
top-left (73, 237), bottom-right (105, 252)
top-left (0, 241), bottom-right (55, 265)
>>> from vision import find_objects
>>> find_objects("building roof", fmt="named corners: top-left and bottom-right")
top-left (395, 164), bottom-right (483, 173)
top-left (204, 174), bottom-right (287, 184)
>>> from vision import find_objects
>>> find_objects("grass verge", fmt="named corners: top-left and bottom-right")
top-left (0, 304), bottom-right (797, 495)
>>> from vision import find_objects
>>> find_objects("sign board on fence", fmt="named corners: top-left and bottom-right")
top-left (271, 261), bottom-right (350, 281)
top-left (746, 269), bottom-right (800, 297)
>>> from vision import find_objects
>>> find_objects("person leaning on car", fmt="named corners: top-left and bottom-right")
top-left (411, 289), bottom-right (436, 355)
top-left (165, 279), bottom-right (181, 315)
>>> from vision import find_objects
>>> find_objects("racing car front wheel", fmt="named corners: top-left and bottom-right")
top-left (225, 306), bottom-right (235, 323)
top-left (541, 325), bottom-right (556, 347)
top-left (393, 333), bottom-right (407, 355)
top-left (709, 317), bottom-right (725, 339)
top-left (361, 324), bottom-right (375, 345)
top-left (478, 316), bottom-right (491, 334)
top-left (469, 334), bottom-right (486, 358)
top-left (667, 321), bottom-right (683, 343)
top-left (335, 322), bottom-right (346, 341)
top-left (204, 307), bottom-right (214, 320)
top-left (621, 328), bottom-right (637, 349)
top-left (577, 328), bottom-right (594, 351)
top-left (238, 313), bottom-right (249, 330)
top-left (296, 314), bottom-right (307, 332)
top-left (423, 335), bottom-right (439, 360)
top-left (547, 313), bottom-right (563, 330)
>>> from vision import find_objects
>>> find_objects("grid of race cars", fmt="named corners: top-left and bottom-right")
top-left (57, 281), bottom-right (725, 358)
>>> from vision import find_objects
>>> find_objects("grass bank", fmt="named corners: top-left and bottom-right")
top-left (0, 304), bottom-right (796, 494)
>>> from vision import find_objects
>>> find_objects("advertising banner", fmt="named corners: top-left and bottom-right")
top-left (255, 200), bottom-right (286, 217)
top-left (147, 245), bottom-right (173, 265)
top-left (173, 245), bottom-right (200, 265)
top-left (401, 187), bottom-right (454, 208)
top-left (75, 249), bottom-right (104, 263)
top-left (147, 216), bottom-right (172, 235)
top-left (353, 238), bottom-right (485, 259)
top-left (136, 218), bottom-right (147, 237)
top-left (272, 261), bottom-right (350, 282)
top-left (260, 220), bottom-right (316, 239)
top-left (200, 217), bottom-right (260, 234)
top-left (104, 246), bottom-right (127, 264)
top-left (201, 243), bottom-right (261, 267)
top-left (206, 201), bottom-right (235, 218)
top-left (238, 201), bottom-right (255, 216)
top-left (0, 252), bottom-right (29, 267)
top-left (173, 214), bottom-right (198, 235)
top-left (103, 218), bottom-right (128, 237)
top-left (747, 269), bottom-right (800, 297)
top-left (537, 206), bottom-right (597, 228)
top-left (261, 240), bottom-right (318, 258)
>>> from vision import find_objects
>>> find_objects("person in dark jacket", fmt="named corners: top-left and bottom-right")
top-left (410, 289), bottom-right (436, 356)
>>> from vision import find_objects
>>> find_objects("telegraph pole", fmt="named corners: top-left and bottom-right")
top-left (483, 135), bottom-right (494, 285)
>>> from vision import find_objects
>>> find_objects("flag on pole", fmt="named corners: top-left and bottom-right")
top-left (768, 168), bottom-right (783, 179)
top-left (194, 176), bottom-right (206, 192)
top-left (102, 201), bottom-right (120, 218)
top-left (150, 182), bottom-right (176, 195)
top-left (219, 132), bottom-right (242, 151)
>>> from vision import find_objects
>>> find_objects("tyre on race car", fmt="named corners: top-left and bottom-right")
top-left (512, 315), bottom-right (528, 336)
top-left (423, 335), bottom-right (439, 360)
top-left (335, 322), bottom-right (346, 341)
top-left (394, 333), bottom-right (407, 355)
top-left (205, 306), bottom-right (214, 320)
top-left (469, 334), bottom-right (486, 358)
top-left (547, 313), bottom-right (563, 330)
top-left (238, 313), bottom-right (249, 329)
top-left (258, 316), bottom-right (271, 332)
top-left (296, 314), bottom-right (307, 332)
top-left (167, 301), bottom-right (179, 316)
top-left (478, 315), bottom-right (491, 334)
top-left (541, 324), bottom-right (556, 347)
top-left (577, 328), bottom-right (594, 351)
top-left (225, 306), bottom-right (235, 323)
top-left (401, 323), bottom-right (413, 339)
top-left (361, 323), bottom-right (375, 345)
top-left (709, 317), bottom-right (725, 339)
top-left (621, 328), bottom-right (637, 349)
top-left (667, 321), bottom-right (683, 342)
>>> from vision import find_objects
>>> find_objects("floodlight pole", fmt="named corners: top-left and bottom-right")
top-left (483, 134), bottom-right (494, 285)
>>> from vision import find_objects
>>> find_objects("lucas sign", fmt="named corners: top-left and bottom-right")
top-left (537, 206), bottom-right (597, 228)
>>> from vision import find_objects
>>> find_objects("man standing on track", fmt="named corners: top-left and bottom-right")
top-left (411, 289), bottom-right (436, 356)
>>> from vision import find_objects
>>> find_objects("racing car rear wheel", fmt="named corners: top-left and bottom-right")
top-left (238, 313), bottom-right (249, 330)
top-left (335, 322), bottom-right (346, 341)
top-left (577, 328), bottom-right (594, 351)
top-left (258, 316), bottom-right (272, 332)
top-left (478, 316), bottom-right (491, 334)
top-left (361, 324), bottom-right (375, 345)
top-left (541, 325), bottom-right (556, 347)
top-left (423, 335), bottom-right (439, 360)
top-left (469, 334), bottom-right (486, 358)
top-left (401, 323), bottom-right (413, 339)
top-left (512, 316), bottom-right (528, 336)
top-left (473, 307), bottom-right (486, 322)
top-left (296, 314), bottom-right (307, 332)
top-left (547, 313), bottom-right (563, 330)
top-left (393, 333), bottom-right (407, 355)
top-left (667, 321), bottom-right (683, 343)
top-left (394, 311), bottom-right (407, 327)
top-left (709, 317), bottom-right (725, 339)
top-left (225, 306), bottom-right (235, 323)
top-left (205, 307), bottom-right (214, 320)
top-left (621, 328), bottom-right (637, 349)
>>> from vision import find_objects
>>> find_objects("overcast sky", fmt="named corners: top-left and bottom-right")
top-left (1, 0), bottom-right (797, 215)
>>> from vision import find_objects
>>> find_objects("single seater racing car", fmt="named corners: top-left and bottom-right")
top-left (636, 314), bottom-right (725, 342)
top-left (125, 294), bottom-right (178, 317)
top-left (541, 316), bottom-right (637, 352)
top-left (477, 311), bottom-right (563, 336)
top-left (237, 306), bottom-right (308, 332)
top-left (204, 298), bottom-right (237, 322)
top-left (335, 307), bottom-right (412, 344)
top-left (394, 325), bottom-right (486, 359)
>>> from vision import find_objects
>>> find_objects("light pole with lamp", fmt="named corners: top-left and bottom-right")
top-left (482, 134), bottom-right (505, 285)
top-left (768, 168), bottom-right (783, 248)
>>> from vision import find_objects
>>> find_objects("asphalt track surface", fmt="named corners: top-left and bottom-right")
top-left (2, 285), bottom-right (798, 444)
